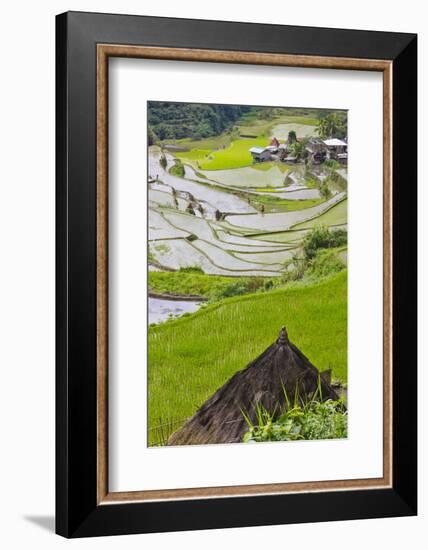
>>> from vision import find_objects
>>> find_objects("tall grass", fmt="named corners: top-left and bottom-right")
top-left (148, 270), bottom-right (347, 445)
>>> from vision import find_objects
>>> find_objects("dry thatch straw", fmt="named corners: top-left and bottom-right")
top-left (167, 326), bottom-right (340, 446)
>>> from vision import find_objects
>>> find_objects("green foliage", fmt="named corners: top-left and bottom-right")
top-left (212, 278), bottom-right (265, 300)
top-left (324, 159), bottom-right (341, 171)
top-left (287, 139), bottom-right (308, 160)
top-left (169, 159), bottom-right (185, 177)
top-left (159, 154), bottom-right (167, 169)
top-left (148, 101), bottom-right (252, 141)
top-left (306, 249), bottom-right (347, 279)
top-left (148, 125), bottom-right (159, 145)
top-left (319, 182), bottom-right (332, 200)
top-left (316, 112), bottom-right (347, 139)
top-left (323, 170), bottom-right (347, 193)
top-left (303, 226), bottom-right (348, 259)
top-left (243, 398), bottom-right (347, 442)
top-left (149, 270), bottom-right (254, 300)
top-left (177, 266), bottom-right (204, 274)
top-left (287, 130), bottom-right (297, 143)
top-left (274, 237), bottom-right (347, 287)
top-left (149, 270), bottom-right (267, 302)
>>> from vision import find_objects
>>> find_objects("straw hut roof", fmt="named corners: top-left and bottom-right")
top-left (167, 327), bottom-right (340, 446)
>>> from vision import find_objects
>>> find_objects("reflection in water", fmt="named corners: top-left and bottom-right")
top-left (149, 297), bottom-right (202, 325)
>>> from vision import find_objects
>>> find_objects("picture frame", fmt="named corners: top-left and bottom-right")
top-left (56, 11), bottom-right (417, 538)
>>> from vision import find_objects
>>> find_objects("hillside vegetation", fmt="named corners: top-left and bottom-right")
top-left (148, 102), bottom-right (251, 141)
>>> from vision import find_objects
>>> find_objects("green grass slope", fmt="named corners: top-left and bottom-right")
top-left (148, 270), bottom-right (347, 445)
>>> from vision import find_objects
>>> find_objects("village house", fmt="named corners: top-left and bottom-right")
top-left (323, 138), bottom-right (348, 163)
top-left (277, 143), bottom-right (288, 160)
top-left (305, 137), bottom-right (328, 164)
top-left (249, 135), bottom-right (348, 165)
top-left (249, 146), bottom-right (272, 162)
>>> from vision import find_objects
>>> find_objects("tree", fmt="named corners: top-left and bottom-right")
top-left (148, 125), bottom-right (159, 146)
top-left (287, 130), bottom-right (297, 144)
top-left (316, 113), bottom-right (347, 139)
top-left (319, 182), bottom-right (332, 200)
top-left (287, 140), bottom-right (307, 160)
top-left (159, 154), bottom-right (167, 169)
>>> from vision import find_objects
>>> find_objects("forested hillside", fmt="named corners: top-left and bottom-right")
top-left (148, 101), bottom-right (253, 141)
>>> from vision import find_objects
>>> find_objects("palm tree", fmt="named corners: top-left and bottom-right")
top-left (316, 113), bottom-right (345, 139)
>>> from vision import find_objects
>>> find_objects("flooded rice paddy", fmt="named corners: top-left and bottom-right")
top-left (148, 146), bottom-right (348, 298)
top-left (149, 297), bottom-right (202, 324)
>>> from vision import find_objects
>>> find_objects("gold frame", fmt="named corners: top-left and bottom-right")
top-left (96, 44), bottom-right (393, 505)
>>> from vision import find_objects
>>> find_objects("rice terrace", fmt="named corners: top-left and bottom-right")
top-left (147, 101), bottom-right (348, 447)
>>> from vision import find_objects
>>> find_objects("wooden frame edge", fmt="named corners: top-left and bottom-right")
top-left (96, 44), bottom-right (393, 505)
top-left (97, 45), bottom-right (109, 503)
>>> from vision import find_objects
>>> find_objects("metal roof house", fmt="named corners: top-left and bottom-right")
top-left (323, 138), bottom-right (348, 162)
top-left (249, 146), bottom-right (271, 162)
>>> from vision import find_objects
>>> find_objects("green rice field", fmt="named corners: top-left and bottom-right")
top-left (177, 137), bottom-right (269, 170)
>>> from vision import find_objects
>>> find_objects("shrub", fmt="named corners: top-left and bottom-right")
top-left (319, 182), bottom-right (332, 200)
top-left (324, 159), bottom-right (341, 171)
top-left (159, 154), bottom-right (167, 169)
top-left (178, 266), bottom-right (204, 274)
top-left (215, 281), bottom-right (251, 299)
top-left (303, 226), bottom-right (347, 260)
top-left (169, 159), bottom-right (185, 177)
top-left (212, 278), bottom-right (264, 301)
top-left (243, 398), bottom-right (347, 443)
top-left (307, 249), bottom-right (346, 279)
top-left (324, 170), bottom-right (347, 193)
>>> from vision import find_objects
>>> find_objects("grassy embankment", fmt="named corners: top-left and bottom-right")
top-left (148, 269), bottom-right (263, 302)
top-left (248, 195), bottom-right (325, 213)
top-left (148, 269), bottom-right (347, 445)
top-left (293, 198), bottom-right (347, 229)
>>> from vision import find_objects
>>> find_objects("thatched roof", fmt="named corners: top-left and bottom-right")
top-left (167, 327), bottom-right (340, 446)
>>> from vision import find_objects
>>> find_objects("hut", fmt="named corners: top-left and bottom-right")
top-left (167, 327), bottom-right (340, 446)
top-left (323, 138), bottom-right (348, 162)
top-left (249, 146), bottom-right (271, 162)
top-left (305, 137), bottom-right (328, 164)
top-left (278, 143), bottom-right (288, 160)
